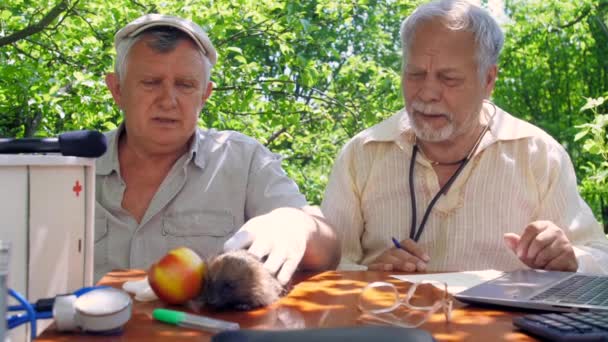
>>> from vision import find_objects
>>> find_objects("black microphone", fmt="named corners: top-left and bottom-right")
top-left (0, 130), bottom-right (108, 158)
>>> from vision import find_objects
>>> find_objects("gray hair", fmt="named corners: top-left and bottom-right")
top-left (114, 27), bottom-right (212, 85)
top-left (400, 0), bottom-right (504, 82)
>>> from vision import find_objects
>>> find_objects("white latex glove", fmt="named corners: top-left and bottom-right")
top-left (223, 207), bottom-right (313, 285)
top-left (122, 276), bottom-right (158, 302)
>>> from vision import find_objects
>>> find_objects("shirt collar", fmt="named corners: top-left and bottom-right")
top-left (361, 108), bottom-right (415, 149)
top-left (361, 102), bottom-right (539, 148)
top-left (96, 125), bottom-right (122, 176)
top-left (96, 124), bottom-right (206, 176)
top-left (485, 102), bottom-right (541, 141)
top-left (191, 128), bottom-right (206, 169)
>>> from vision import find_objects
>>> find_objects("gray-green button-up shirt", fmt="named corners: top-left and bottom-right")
top-left (94, 125), bottom-right (307, 281)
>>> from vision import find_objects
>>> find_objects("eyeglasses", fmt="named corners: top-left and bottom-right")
top-left (357, 280), bottom-right (453, 328)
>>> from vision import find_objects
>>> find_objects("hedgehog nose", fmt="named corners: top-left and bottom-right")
top-left (204, 298), bottom-right (218, 308)
top-left (202, 289), bottom-right (215, 304)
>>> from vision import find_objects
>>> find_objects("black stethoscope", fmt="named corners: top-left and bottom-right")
top-left (408, 101), bottom-right (496, 242)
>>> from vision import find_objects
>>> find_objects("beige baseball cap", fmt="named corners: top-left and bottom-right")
top-left (114, 13), bottom-right (217, 65)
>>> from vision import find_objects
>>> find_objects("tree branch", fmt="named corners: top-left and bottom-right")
top-left (215, 15), bottom-right (284, 47)
top-left (129, 0), bottom-right (148, 10)
top-left (221, 109), bottom-right (308, 116)
top-left (214, 84), bottom-right (357, 117)
top-left (49, 0), bottom-right (80, 31)
top-left (593, 15), bottom-right (608, 40)
top-left (22, 37), bottom-right (81, 67)
top-left (73, 10), bottom-right (106, 42)
top-left (0, 0), bottom-right (70, 47)
top-left (12, 45), bottom-right (37, 61)
top-left (557, 6), bottom-right (591, 29)
top-left (265, 127), bottom-right (287, 146)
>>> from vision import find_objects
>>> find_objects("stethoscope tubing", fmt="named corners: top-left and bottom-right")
top-left (6, 286), bottom-right (110, 331)
top-left (408, 101), bottom-right (496, 242)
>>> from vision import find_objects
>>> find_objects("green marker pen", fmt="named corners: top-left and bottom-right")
top-left (153, 308), bottom-right (240, 333)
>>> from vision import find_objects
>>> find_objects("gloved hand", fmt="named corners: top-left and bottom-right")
top-left (223, 207), bottom-right (315, 285)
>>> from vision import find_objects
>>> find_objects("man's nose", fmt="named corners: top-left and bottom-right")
top-left (158, 83), bottom-right (178, 108)
top-left (417, 77), bottom-right (442, 102)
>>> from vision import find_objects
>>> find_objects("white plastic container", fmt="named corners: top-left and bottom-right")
top-left (0, 155), bottom-right (95, 340)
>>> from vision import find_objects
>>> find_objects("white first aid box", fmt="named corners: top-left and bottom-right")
top-left (0, 155), bottom-right (95, 339)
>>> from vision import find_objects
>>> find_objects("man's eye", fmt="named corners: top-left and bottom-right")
top-left (178, 83), bottom-right (194, 88)
top-left (142, 80), bottom-right (159, 86)
top-left (406, 72), bottom-right (425, 80)
top-left (441, 76), bottom-right (462, 86)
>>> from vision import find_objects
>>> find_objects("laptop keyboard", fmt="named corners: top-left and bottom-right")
top-left (531, 275), bottom-right (608, 306)
top-left (513, 311), bottom-right (608, 341)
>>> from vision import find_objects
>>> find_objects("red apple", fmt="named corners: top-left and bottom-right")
top-left (148, 247), bottom-right (206, 305)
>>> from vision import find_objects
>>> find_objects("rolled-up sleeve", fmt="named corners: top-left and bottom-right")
top-left (531, 136), bottom-right (608, 274)
top-left (245, 145), bottom-right (308, 219)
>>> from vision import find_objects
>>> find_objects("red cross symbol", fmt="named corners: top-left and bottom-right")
top-left (73, 180), bottom-right (82, 197)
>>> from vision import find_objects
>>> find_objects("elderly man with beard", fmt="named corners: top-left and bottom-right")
top-left (321, 0), bottom-right (608, 274)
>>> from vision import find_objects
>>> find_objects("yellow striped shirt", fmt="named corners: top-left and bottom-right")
top-left (322, 103), bottom-right (608, 274)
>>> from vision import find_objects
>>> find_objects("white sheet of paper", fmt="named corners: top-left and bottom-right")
top-left (390, 269), bottom-right (504, 294)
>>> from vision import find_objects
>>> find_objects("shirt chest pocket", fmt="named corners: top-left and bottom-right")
top-left (162, 210), bottom-right (237, 258)
top-left (162, 210), bottom-right (237, 237)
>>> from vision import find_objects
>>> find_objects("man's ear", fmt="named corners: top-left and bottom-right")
top-left (484, 65), bottom-right (498, 98)
top-left (202, 81), bottom-right (214, 103)
top-left (105, 73), bottom-right (123, 108)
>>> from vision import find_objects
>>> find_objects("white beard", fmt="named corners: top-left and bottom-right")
top-left (407, 101), bottom-right (454, 142)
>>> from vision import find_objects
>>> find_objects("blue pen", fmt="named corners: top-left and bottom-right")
top-left (391, 237), bottom-right (403, 250)
top-left (392, 237), bottom-right (430, 263)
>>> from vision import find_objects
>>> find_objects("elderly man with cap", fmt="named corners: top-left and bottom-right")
top-left (322, 0), bottom-right (608, 274)
top-left (95, 14), bottom-right (339, 284)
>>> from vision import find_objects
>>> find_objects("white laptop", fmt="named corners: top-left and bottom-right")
top-left (454, 269), bottom-right (608, 312)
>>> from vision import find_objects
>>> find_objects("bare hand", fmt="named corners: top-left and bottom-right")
top-left (503, 220), bottom-right (577, 272)
top-left (367, 238), bottom-right (430, 272)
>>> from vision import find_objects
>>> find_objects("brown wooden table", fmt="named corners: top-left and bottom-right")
top-left (38, 270), bottom-right (537, 341)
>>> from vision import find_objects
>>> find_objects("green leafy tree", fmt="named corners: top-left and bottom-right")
top-left (1, 0), bottom-right (422, 203)
top-left (576, 95), bottom-right (608, 229)
top-left (2, 0), bottom-right (608, 215)
top-left (495, 0), bottom-right (608, 227)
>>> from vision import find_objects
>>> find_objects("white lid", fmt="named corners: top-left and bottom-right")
top-left (75, 288), bottom-right (131, 316)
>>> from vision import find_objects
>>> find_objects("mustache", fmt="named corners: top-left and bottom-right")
top-left (409, 101), bottom-right (452, 118)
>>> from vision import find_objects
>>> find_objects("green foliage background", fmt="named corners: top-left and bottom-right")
top-left (1, 0), bottom-right (608, 229)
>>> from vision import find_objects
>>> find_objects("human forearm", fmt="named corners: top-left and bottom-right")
top-left (299, 206), bottom-right (341, 271)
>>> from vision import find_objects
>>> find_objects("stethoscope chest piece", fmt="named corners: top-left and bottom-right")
top-left (54, 287), bottom-right (132, 333)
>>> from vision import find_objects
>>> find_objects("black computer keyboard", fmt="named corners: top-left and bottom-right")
top-left (513, 311), bottom-right (608, 341)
